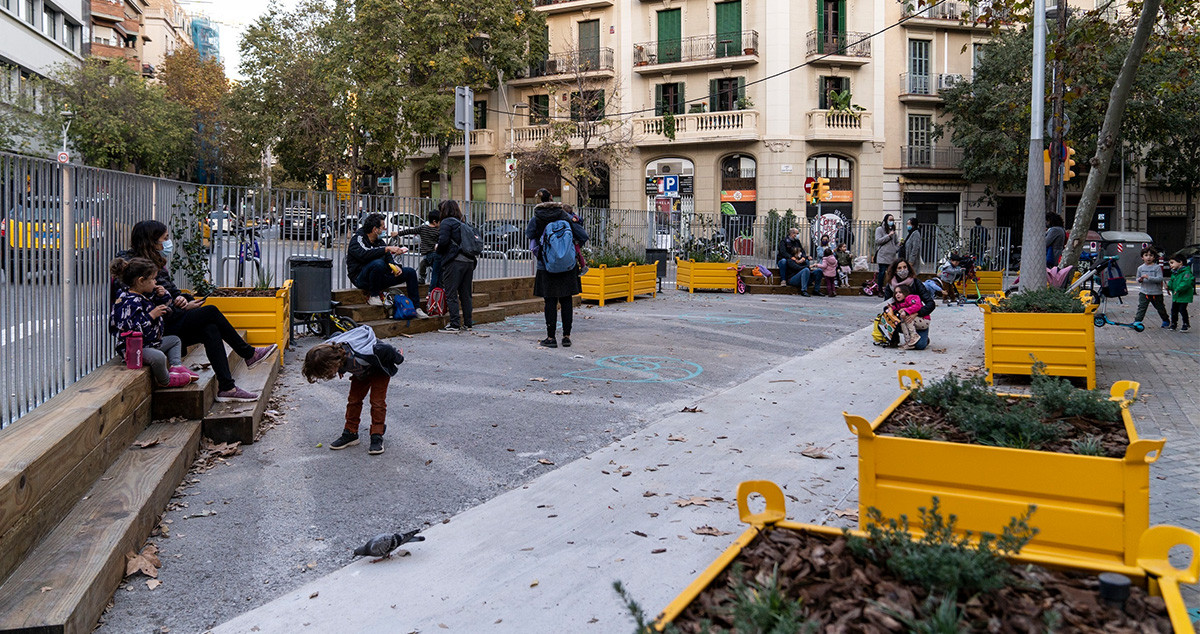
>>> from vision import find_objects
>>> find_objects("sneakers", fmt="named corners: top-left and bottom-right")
top-left (163, 372), bottom-right (193, 388)
top-left (561, 336), bottom-right (572, 347)
top-left (1170, 324), bottom-right (1178, 331)
top-left (1161, 320), bottom-right (1171, 329)
top-left (329, 431), bottom-right (359, 450)
top-left (415, 308), bottom-right (429, 319)
top-left (800, 291), bottom-right (811, 297)
top-left (367, 295), bottom-right (384, 307)
top-left (1183, 324), bottom-right (1191, 332)
top-left (170, 366), bottom-right (199, 382)
top-left (438, 325), bottom-right (461, 333)
top-left (246, 344), bottom-right (278, 369)
top-left (540, 337), bottom-right (558, 348)
top-left (368, 434), bottom-right (384, 455)
top-left (1132, 321), bottom-right (1144, 330)
top-left (216, 387), bottom-right (259, 402)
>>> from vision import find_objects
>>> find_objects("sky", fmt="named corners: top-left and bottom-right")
top-left (180, 0), bottom-right (300, 80)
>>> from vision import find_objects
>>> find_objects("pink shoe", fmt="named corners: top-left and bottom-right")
top-left (164, 372), bottom-right (193, 388)
top-left (170, 366), bottom-right (199, 381)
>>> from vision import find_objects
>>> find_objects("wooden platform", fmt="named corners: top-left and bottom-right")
top-left (149, 335), bottom-right (242, 421)
top-left (202, 348), bottom-right (281, 445)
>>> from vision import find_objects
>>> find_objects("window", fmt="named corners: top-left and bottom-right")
top-left (570, 90), bottom-right (605, 121)
top-left (577, 19), bottom-right (599, 70)
top-left (471, 166), bottom-right (486, 202)
top-left (908, 40), bottom-right (931, 94)
top-left (64, 22), bottom-right (78, 51)
top-left (529, 95), bottom-right (550, 125)
top-left (818, 76), bottom-right (849, 109)
top-left (708, 77), bottom-right (744, 112)
top-left (473, 100), bottom-right (487, 130)
top-left (43, 7), bottom-right (57, 39)
top-left (1, 0), bottom-right (10, 12)
top-left (907, 114), bottom-right (932, 166)
top-left (655, 82), bottom-right (684, 116)
top-left (715, 1), bottom-right (742, 57)
top-left (656, 9), bottom-right (681, 64)
top-left (817, 0), bottom-right (845, 53)
top-left (972, 42), bottom-right (986, 72)
top-left (23, 0), bottom-right (34, 24)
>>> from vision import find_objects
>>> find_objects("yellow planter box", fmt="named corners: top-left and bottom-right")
top-left (656, 480), bottom-right (1199, 633)
top-left (982, 298), bottom-right (1097, 388)
top-left (579, 263), bottom-right (657, 306)
top-left (955, 270), bottom-right (1007, 297)
top-left (203, 279), bottom-right (292, 364)
top-left (674, 258), bottom-right (738, 293)
top-left (844, 370), bottom-right (1165, 570)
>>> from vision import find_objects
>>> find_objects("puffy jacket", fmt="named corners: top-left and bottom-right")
top-left (816, 254), bottom-right (838, 276)
top-left (883, 275), bottom-right (936, 318)
top-left (326, 325), bottom-right (403, 378)
top-left (524, 202), bottom-right (588, 272)
top-left (346, 228), bottom-right (389, 281)
top-left (109, 289), bottom-right (165, 355)
top-left (1168, 267), bottom-right (1195, 303)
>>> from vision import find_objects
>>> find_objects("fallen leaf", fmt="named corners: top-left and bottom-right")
top-left (667, 435), bottom-right (687, 442)
top-left (679, 406), bottom-right (702, 413)
top-left (651, 548), bottom-right (667, 554)
top-left (834, 508), bottom-right (859, 521)
top-left (133, 439), bottom-right (160, 449)
top-left (800, 444), bottom-right (833, 459)
top-left (642, 491), bottom-right (657, 497)
top-left (692, 525), bottom-right (732, 537)
top-left (125, 544), bottom-right (160, 578)
top-left (146, 579), bottom-right (161, 590)
top-left (529, 579), bottom-right (539, 588)
top-left (631, 530), bottom-right (648, 538)
top-left (537, 458), bottom-right (554, 465)
top-left (39, 586), bottom-right (52, 593)
top-left (529, 377), bottom-right (548, 382)
top-left (310, 592), bottom-right (319, 599)
top-left (551, 390), bottom-right (572, 395)
top-left (672, 497), bottom-right (714, 508)
top-left (183, 510), bottom-right (217, 519)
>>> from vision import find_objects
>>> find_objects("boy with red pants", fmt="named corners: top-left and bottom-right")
top-left (302, 325), bottom-right (403, 455)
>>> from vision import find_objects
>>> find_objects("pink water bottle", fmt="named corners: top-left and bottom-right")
top-left (123, 331), bottom-right (143, 369)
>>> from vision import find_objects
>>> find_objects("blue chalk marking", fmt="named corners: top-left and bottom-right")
top-left (563, 355), bottom-right (703, 383)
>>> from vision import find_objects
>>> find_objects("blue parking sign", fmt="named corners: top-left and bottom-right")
top-left (662, 175), bottom-right (679, 198)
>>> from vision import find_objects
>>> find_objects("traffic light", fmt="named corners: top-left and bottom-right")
top-left (1062, 144), bottom-right (1076, 182)
top-left (1043, 149), bottom-right (1052, 186)
top-left (326, 174), bottom-right (334, 191)
top-left (815, 177), bottom-right (830, 202)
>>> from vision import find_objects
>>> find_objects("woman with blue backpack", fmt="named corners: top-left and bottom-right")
top-left (526, 189), bottom-right (589, 348)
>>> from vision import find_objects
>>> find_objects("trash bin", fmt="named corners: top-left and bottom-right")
top-left (646, 248), bottom-right (670, 279)
top-left (1099, 231), bottom-right (1153, 276)
top-left (289, 256), bottom-right (333, 315)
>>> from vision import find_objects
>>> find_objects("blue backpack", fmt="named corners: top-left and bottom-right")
top-left (540, 219), bottom-right (576, 274)
top-left (392, 294), bottom-right (418, 320)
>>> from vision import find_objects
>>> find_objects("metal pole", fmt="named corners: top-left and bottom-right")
top-left (1019, 0), bottom-right (1048, 290)
top-left (60, 164), bottom-right (76, 384)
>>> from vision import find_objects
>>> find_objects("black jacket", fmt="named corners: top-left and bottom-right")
top-left (882, 276), bottom-right (936, 318)
top-left (346, 228), bottom-right (389, 281)
top-left (338, 341), bottom-right (403, 379)
top-left (436, 217), bottom-right (472, 264)
top-left (776, 236), bottom-right (805, 262)
top-left (524, 202), bottom-right (588, 272)
top-left (110, 249), bottom-right (186, 307)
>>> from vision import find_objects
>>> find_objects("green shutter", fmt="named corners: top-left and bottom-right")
top-left (657, 9), bottom-right (681, 63)
top-left (578, 20), bottom-right (600, 70)
top-left (676, 82), bottom-right (686, 114)
top-left (595, 90), bottom-right (605, 120)
top-left (655, 84), bottom-right (664, 116)
top-left (817, 1), bottom-right (825, 54)
top-left (715, 1), bottom-right (742, 57)
top-left (709, 79), bottom-right (719, 112)
top-left (837, 0), bottom-right (846, 40)
top-left (737, 77), bottom-right (745, 105)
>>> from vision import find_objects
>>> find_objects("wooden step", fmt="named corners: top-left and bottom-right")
top-left (149, 334), bottom-right (243, 421)
top-left (201, 350), bottom-right (281, 445)
top-left (0, 363), bottom-right (152, 584)
top-left (336, 292), bottom-right (493, 323)
top-left (361, 305), bottom-right (509, 338)
top-left (0, 420), bottom-right (201, 634)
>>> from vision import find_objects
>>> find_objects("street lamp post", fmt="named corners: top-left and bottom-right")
top-left (59, 110), bottom-right (74, 156)
top-left (1019, 0), bottom-right (1049, 290)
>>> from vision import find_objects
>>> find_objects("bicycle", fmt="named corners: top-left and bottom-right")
top-left (220, 225), bottom-right (266, 287)
top-left (297, 302), bottom-right (359, 338)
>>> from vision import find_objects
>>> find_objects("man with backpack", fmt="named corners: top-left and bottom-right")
top-left (525, 189), bottom-right (589, 348)
top-left (434, 200), bottom-right (483, 333)
top-left (346, 213), bottom-right (428, 317)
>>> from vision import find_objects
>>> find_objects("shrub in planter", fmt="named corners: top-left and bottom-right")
top-left (983, 286), bottom-right (1097, 387)
top-left (993, 285), bottom-right (1085, 313)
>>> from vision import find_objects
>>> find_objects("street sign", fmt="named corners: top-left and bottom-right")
top-left (803, 177), bottom-right (816, 194)
top-left (1116, 243), bottom-right (1124, 253)
top-left (56, 151), bottom-right (69, 164)
top-left (505, 158), bottom-right (517, 176)
top-left (454, 86), bottom-right (475, 131)
top-left (661, 174), bottom-right (679, 198)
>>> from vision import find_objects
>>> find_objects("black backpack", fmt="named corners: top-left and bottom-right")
top-left (455, 220), bottom-right (484, 258)
top-left (1099, 260), bottom-right (1128, 298)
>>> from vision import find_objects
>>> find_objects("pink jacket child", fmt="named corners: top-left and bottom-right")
top-left (892, 292), bottom-right (924, 319)
top-left (815, 252), bottom-right (838, 296)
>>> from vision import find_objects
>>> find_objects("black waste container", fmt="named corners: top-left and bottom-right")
top-left (646, 248), bottom-right (670, 279)
top-left (289, 256), bottom-right (333, 314)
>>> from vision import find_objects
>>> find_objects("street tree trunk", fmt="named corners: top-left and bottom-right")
top-left (1061, 0), bottom-right (1161, 267)
top-left (438, 142), bottom-right (451, 201)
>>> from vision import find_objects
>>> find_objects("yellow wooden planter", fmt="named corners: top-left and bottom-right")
top-left (674, 258), bottom-right (738, 293)
top-left (982, 296), bottom-right (1098, 388)
top-left (844, 370), bottom-right (1165, 570)
top-left (580, 263), bottom-right (657, 306)
top-left (203, 279), bottom-right (292, 363)
top-left (655, 480), bottom-right (1199, 633)
top-left (955, 270), bottom-right (1007, 297)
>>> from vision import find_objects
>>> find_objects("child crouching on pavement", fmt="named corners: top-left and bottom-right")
top-left (303, 325), bottom-right (403, 456)
top-left (888, 285), bottom-right (925, 349)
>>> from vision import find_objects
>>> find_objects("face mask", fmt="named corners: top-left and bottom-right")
top-left (160, 239), bottom-right (174, 259)
top-left (820, 239), bottom-right (829, 246)
top-left (896, 269), bottom-right (909, 280)
top-left (886, 221), bottom-right (894, 228)
top-left (908, 224), bottom-right (917, 232)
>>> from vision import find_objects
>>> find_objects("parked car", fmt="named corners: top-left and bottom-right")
top-left (2, 201), bottom-right (99, 282)
top-left (480, 220), bottom-right (522, 252)
top-left (280, 207), bottom-right (317, 239)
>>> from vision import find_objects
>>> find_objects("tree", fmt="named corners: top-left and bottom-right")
top-left (513, 47), bottom-right (634, 208)
top-left (394, 0), bottom-right (546, 198)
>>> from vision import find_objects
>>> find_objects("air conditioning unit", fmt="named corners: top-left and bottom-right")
top-left (938, 74), bottom-right (964, 90)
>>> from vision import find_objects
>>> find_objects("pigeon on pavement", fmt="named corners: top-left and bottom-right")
top-left (353, 529), bottom-right (425, 559)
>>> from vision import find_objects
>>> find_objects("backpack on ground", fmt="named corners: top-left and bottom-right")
top-left (392, 294), bottom-right (417, 320)
top-left (540, 219), bottom-right (577, 274)
top-left (1099, 260), bottom-right (1128, 298)
top-left (426, 287), bottom-right (446, 316)
top-left (456, 221), bottom-right (484, 258)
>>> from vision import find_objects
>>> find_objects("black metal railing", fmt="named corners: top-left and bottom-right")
top-left (632, 30), bottom-right (759, 66)
top-left (525, 47), bottom-right (615, 78)
top-left (804, 30), bottom-right (871, 58)
top-left (902, 145), bottom-right (964, 170)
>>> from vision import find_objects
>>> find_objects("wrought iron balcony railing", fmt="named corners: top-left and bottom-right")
top-left (632, 30), bottom-right (759, 66)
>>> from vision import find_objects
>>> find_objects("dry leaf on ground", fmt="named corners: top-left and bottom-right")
top-left (833, 508), bottom-right (859, 521)
top-left (125, 544), bottom-right (160, 578)
top-left (145, 579), bottom-right (162, 590)
top-left (673, 497), bottom-right (714, 508)
top-left (537, 459), bottom-right (555, 465)
top-left (183, 510), bottom-right (217, 519)
top-left (800, 444), bottom-right (833, 459)
top-left (680, 406), bottom-right (702, 413)
top-left (529, 377), bottom-right (548, 382)
top-left (133, 439), bottom-right (160, 449)
top-left (39, 586), bottom-right (52, 593)
top-left (692, 526), bottom-right (732, 537)
top-left (667, 435), bottom-right (687, 442)
top-left (529, 580), bottom-right (539, 588)
top-left (551, 390), bottom-right (572, 395)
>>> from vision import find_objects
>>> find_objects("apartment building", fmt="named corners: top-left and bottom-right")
top-left (89, 0), bottom-right (149, 70)
top-left (390, 0), bottom-right (1197, 253)
top-left (141, 0), bottom-right (192, 77)
top-left (1, 0), bottom-right (85, 153)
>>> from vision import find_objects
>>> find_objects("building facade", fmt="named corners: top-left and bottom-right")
top-left (189, 16), bottom-right (218, 61)
top-left (1, 0), bottom-right (86, 154)
top-left (88, 0), bottom-right (149, 70)
top-left (141, 0), bottom-right (191, 77)
top-left (387, 0), bottom-right (1195, 252)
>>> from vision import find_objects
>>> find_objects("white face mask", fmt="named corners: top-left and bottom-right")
top-left (160, 239), bottom-right (174, 259)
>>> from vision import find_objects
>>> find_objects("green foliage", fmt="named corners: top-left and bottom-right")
top-left (847, 498), bottom-right (1038, 598)
top-left (585, 244), bottom-right (646, 268)
top-left (1030, 363), bottom-right (1121, 421)
top-left (726, 564), bottom-right (819, 634)
top-left (1069, 435), bottom-right (1105, 457)
top-left (661, 109), bottom-right (677, 141)
top-left (896, 422), bottom-right (941, 441)
top-left (879, 594), bottom-right (965, 634)
top-left (253, 270), bottom-right (275, 291)
top-left (993, 286), bottom-right (1085, 313)
top-left (825, 90), bottom-right (864, 115)
top-left (613, 580), bottom-right (657, 634)
top-left (169, 188), bottom-right (216, 296)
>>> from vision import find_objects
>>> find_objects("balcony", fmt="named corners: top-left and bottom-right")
top-left (509, 48), bottom-right (615, 86)
top-left (411, 129), bottom-right (497, 157)
top-left (806, 110), bottom-right (873, 143)
top-left (805, 31), bottom-right (871, 66)
top-left (511, 121), bottom-right (617, 149)
top-left (901, 145), bottom-right (964, 171)
top-left (532, 0), bottom-right (613, 14)
top-left (898, 73), bottom-right (970, 102)
top-left (900, 1), bottom-right (1013, 29)
top-left (633, 110), bottom-right (760, 145)
top-left (632, 31), bottom-right (759, 74)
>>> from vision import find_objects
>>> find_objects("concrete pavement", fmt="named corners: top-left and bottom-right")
top-left (212, 304), bottom-right (988, 633)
